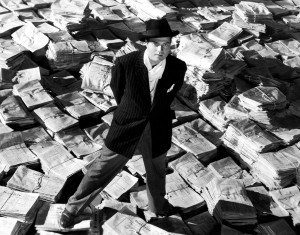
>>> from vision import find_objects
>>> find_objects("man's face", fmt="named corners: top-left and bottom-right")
top-left (146, 37), bottom-right (171, 65)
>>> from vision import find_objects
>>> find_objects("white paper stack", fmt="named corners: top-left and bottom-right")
top-left (0, 217), bottom-right (32, 235)
top-left (231, 11), bottom-right (266, 34)
top-left (238, 86), bottom-right (288, 112)
top-left (35, 203), bottom-right (91, 232)
top-left (130, 186), bottom-right (148, 209)
top-left (13, 80), bottom-right (54, 110)
top-left (202, 178), bottom-right (257, 226)
top-left (234, 1), bottom-right (273, 23)
top-left (21, 126), bottom-right (52, 146)
top-left (166, 172), bottom-right (206, 213)
top-left (102, 208), bottom-right (169, 235)
top-left (251, 145), bottom-right (300, 189)
top-left (181, 13), bottom-right (216, 30)
top-left (53, 127), bottom-right (102, 158)
top-left (46, 40), bottom-right (92, 71)
top-left (0, 132), bottom-right (39, 172)
top-left (208, 157), bottom-right (258, 187)
top-left (207, 22), bottom-right (243, 46)
top-left (0, 12), bottom-right (24, 38)
top-left (222, 119), bottom-right (283, 154)
top-left (0, 0), bottom-right (32, 11)
top-left (7, 165), bottom-right (65, 203)
top-left (32, 103), bottom-right (78, 133)
top-left (80, 56), bottom-right (114, 96)
top-left (125, 0), bottom-right (177, 20)
top-left (169, 152), bottom-right (215, 193)
top-left (80, 90), bottom-right (117, 112)
top-left (50, 0), bottom-right (91, 31)
top-left (0, 90), bottom-right (36, 126)
top-left (198, 96), bottom-right (229, 131)
top-left (126, 154), bottom-right (146, 178)
top-left (55, 91), bottom-right (101, 119)
top-left (269, 186), bottom-right (300, 226)
top-left (172, 124), bottom-right (217, 164)
top-left (30, 141), bottom-right (86, 179)
top-left (0, 186), bottom-right (41, 222)
top-left (177, 43), bottom-right (226, 70)
top-left (101, 170), bottom-right (138, 200)
top-left (0, 38), bottom-right (28, 70)
top-left (12, 22), bottom-right (49, 53)
top-left (197, 6), bottom-right (231, 23)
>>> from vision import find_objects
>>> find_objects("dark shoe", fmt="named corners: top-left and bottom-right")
top-left (60, 209), bottom-right (76, 228)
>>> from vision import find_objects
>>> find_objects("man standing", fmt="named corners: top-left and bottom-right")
top-left (60, 18), bottom-right (187, 228)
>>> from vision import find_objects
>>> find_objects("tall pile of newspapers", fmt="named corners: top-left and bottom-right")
top-left (1, 0), bottom-right (300, 234)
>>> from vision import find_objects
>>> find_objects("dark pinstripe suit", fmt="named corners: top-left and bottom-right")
top-left (105, 50), bottom-right (187, 158)
top-left (66, 50), bottom-right (187, 215)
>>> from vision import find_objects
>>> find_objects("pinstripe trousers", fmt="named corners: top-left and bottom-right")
top-left (65, 122), bottom-right (169, 215)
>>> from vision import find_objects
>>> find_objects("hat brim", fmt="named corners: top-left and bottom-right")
top-left (139, 30), bottom-right (179, 41)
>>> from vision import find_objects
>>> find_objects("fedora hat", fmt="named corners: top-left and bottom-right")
top-left (140, 18), bottom-right (179, 41)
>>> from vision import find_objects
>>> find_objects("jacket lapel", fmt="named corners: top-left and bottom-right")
top-left (135, 50), bottom-right (151, 108)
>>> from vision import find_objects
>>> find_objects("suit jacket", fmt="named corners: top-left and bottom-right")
top-left (105, 50), bottom-right (187, 158)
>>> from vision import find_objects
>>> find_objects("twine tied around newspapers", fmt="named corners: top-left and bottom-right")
top-left (255, 86), bottom-right (282, 111)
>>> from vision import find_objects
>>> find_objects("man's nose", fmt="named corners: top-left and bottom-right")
top-left (157, 45), bottom-right (163, 51)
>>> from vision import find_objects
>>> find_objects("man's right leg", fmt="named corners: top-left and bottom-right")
top-left (61, 144), bottom-right (129, 227)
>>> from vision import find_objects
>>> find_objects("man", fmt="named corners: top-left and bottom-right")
top-left (60, 18), bottom-right (187, 228)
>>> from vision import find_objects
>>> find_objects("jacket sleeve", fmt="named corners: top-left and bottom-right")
top-left (110, 57), bottom-right (126, 105)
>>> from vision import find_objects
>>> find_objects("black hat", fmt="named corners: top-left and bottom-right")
top-left (140, 18), bottom-right (179, 41)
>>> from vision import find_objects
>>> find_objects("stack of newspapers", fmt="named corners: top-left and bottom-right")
top-left (208, 157), bottom-right (258, 187)
top-left (251, 145), bottom-right (300, 189)
top-left (7, 165), bottom-right (65, 203)
top-left (53, 127), bottom-right (102, 158)
top-left (32, 103), bottom-right (78, 133)
top-left (202, 178), bottom-right (257, 226)
top-left (11, 22), bottom-right (49, 53)
top-left (0, 217), bottom-right (32, 235)
top-left (46, 40), bottom-right (93, 71)
top-left (207, 22), bottom-right (243, 47)
top-left (102, 208), bottom-right (169, 235)
top-left (222, 119), bottom-right (283, 154)
top-left (270, 186), bottom-right (300, 226)
top-left (0, 186), bottom-right (41, 222)
top-left (55, 91), bottom-right (101, 120)
top-left (238, 86), bottom-right (288, 112)
top-left (0, 12), bottom-right (24, 38)
top-left (198, 96), bottom-right (229, 131)
top-left (234, 1), bottom-right (273, 23)
top-left (0, 38), bottom-right (29, 70)
top-left (80, 56), bottom-right (114, 97)
top-left (0, 89), bottom-right (36, 127)
top-left (172, 123), bottom-right (217, 164)
top-left (29, 141), bottom-right (86, 179)
top-left (13, 80), bottom-right (54, 110)
top-left (166, 172), bottom-right (206, 213)
top-left (50, 0), bottom-right (91, 31)
top-left (0, 132), bottom-right (39, 172)
top-left (169, 152), bottom-right (215, 193)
